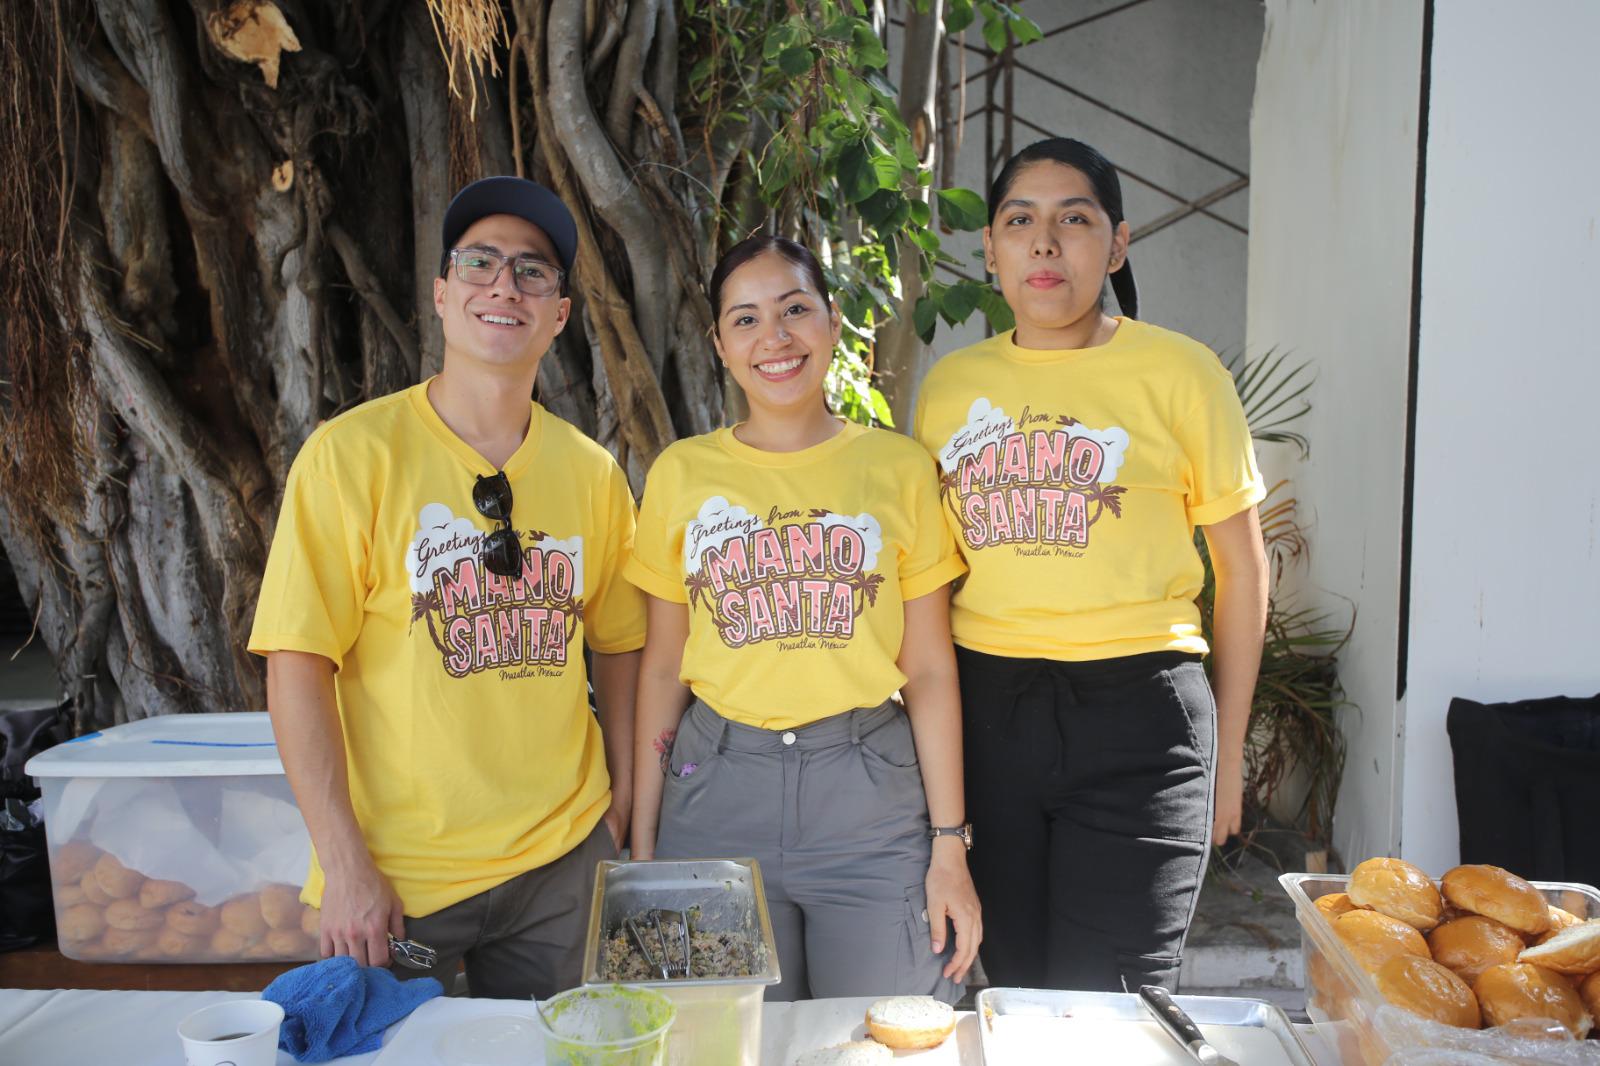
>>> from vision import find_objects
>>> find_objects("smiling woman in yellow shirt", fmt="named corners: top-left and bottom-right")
top-left (628, 236), bottom-right (980, 1002)
top-left (914, 138), bottom-right (1269, 994)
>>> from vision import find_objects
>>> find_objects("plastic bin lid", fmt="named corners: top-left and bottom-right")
top-left (24, 712), bottom-right (285, 778)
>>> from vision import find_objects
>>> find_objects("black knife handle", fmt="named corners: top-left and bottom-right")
top-left (1139, 984), bottom-right (1205, 1046)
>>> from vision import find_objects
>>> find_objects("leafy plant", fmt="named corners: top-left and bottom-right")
top-left (1200, 354), bottom-right (1350, 852)
top-left (679, 0), bottom-right (1039, 425)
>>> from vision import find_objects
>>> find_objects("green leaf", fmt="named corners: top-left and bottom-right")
top-left (1010, 11), bottom-right (1044, 45)
top-left (837, 142), bottom-right (879, 204)
top-left (945, 0), bottom-right (975, 33)
top-left (871, 153), bottom-right (901, 190)
top-left (819, 15), bottom-right (857, 42)
top-left (777, 46), bottom-right (814, 77)
top-left (908, 200), bottom-right (931, 227)
top-left (978, 287), bottom-right (1016, 333)
top-left (981, 13), bottom-right (1009, 53)
top-left (688, 56), bottom-right (715, 87)
top-left (942, 280), bottom-right (981, 322)
top-left (850, 23), bottom-right (889, 68)
top-left (935, 187), bottom-right (988, 230)
top-left (856, 188), bottom-right (905, 227)
top-left (913, 294), bottom-right (939, 344)
top-left (869, 387), bottom-right (895, 428)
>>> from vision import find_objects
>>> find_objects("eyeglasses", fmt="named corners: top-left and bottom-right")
top-left (472, 472), bottom-right (523, 577)
top-left (448, 248), bottom-right (565, 298)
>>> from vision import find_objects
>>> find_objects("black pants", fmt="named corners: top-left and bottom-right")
top-left (957, 646), bottom-right (1216, 992)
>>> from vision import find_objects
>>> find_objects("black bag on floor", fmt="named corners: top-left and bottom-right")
top-left (0, 701), bottom-right (67, 952)
top-left (1447, 694), bottom-right (1600, 887)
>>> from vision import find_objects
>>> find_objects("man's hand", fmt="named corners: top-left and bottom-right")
top-left (1212, 758), bottom-right (1244, 845)
top-left (319, 856), bottom-right (406, 968)
top-left (925, 838), bottom-right (982, 983)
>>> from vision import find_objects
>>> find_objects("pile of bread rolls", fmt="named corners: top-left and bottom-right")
top-left (51, 839), bottom-right (321, 963)
top-left (1309, 857), bottom-right (1599, 1043)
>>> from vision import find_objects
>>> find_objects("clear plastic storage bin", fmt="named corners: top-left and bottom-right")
top-left (26, 712), bottom-right (317, 964)
top-left (1281, 871), bottom-right (1600, 1065)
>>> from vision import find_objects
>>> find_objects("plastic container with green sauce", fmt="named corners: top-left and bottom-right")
top-left (532, 985), bottom-right (676, 1066)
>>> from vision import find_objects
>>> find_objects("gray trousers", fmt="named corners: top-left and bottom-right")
top-left (656, 698), bottom-right (961, 1004)
top-left (394, 819), bottom-right (617, 999)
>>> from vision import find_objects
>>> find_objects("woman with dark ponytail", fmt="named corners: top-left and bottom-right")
top-left (912, 138), bottom-right (1269, 993)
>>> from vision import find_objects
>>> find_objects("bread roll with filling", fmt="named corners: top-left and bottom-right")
top-left (864, 996), bottom-right (956, 1050)
top-left (139, 879), bottom-right (196, 909)
top-left (166, 900), bottom-right (220, 937)
top-left (221, 893), bottom-right (269, 938)
top-left (1441, 866), bottom-right (1550, 937)
top-left (1333, 909), bottom-right (1430, 974)
top-left (1348, 857), bottom-right (1444, 931)
top-left (259, 883), bottom-right (303, 930)
top-left (1517, 920), bottom-right (1600, 976)
top-left (52, 840), bottom-right (103, 883)
top-left (80, 870), bottom-right (115, 907)
top-left (1376, 955), bottom-right (1482, 1028)
top-left (105, 898), bottom-right (165, 931)
top-left (1427, 916), bottom-right (1526, 985)
top-left (59, 903), bottom-right (107, 943)
top-left (91, 853), bottom-right (144, 900)
top-left (1473, 963), bottom-right (1591, 1039)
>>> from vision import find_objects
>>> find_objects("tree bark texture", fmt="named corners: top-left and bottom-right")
top-left (0, 0), bottom-right (725, 731)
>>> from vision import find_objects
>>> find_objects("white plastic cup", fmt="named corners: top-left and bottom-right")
top-left (177, 999), bottom-right (285, 1066)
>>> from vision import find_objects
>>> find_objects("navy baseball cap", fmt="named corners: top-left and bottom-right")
top-left (440, 176), bottom-right (578, 273)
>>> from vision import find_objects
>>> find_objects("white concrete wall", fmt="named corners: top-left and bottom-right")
top-left (1401, 0), bottom-right (1600, 875)
top-left (923, 0), bottom-right (1262, 366)
top-left (1246, 0), bottom-right (1424, 865)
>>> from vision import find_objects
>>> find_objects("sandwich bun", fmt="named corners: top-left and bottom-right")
top-left (1427, 916), bottom-right (1526, 985)
top-left (1333, 909), bottom-right (1430, 974)
top-left (864, 995), bottom-right (955, 1050)
top-left (1375, 954), bottom-right (1482, 1028)
top-left (1441, 866), bottom-right (1550, 937)
top-left (1473, 963), bottom-right (1591, 1039)
top-left (1517, 920), bottom-right (1600, 976)
top-left (1315, 892), bottom-right (1357, 921)
top-left (1348, 857), bottom-right (1444, 931)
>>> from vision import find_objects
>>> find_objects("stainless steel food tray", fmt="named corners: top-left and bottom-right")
top-left (977, 987), bottom-right (1318, 1066)
top-left (580, 858), bottom-right (781, 987)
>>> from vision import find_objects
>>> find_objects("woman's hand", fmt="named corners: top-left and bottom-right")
top-left (1212, 756), bottom-right (1244, 845)
top-left (925, 837), bottom-right (982, 983)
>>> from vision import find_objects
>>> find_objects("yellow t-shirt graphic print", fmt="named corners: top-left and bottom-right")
top-left (940, 398), bottom-right (1130, 552)
top-left (684, 496), bottom-right (884, 648)
top-left (915, 319), bottom-right (1265, 662)
top-left (249, 381), bottom-right (646, 918)
top-left (626, 422), bottom-right (964, 730)
top-left (407, 503), bottom-right (583, 675)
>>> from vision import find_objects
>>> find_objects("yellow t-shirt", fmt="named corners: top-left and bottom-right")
top-left (625, 421), bottom-right (965, 730)
top-left (913, 319), bottom-right (1265, 661)
top-left (248, 381), bottom-right (646, 917)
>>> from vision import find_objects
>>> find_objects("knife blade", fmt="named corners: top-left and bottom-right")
top-left (1137, 985), bottom-right (1238, 1065)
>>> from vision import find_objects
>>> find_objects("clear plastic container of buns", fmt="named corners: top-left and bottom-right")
top-left (27, 713), bottom-right (320, 964)
top-left (1282, 861), bottom-right (1600, 1065)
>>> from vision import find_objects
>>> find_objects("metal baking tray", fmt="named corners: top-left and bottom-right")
top-left (580, 857), bottom-right (781, 987)
top-left (977, 988), bottom-right (1318, 1066)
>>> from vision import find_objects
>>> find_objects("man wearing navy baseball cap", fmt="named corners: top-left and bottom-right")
top-left (251, 177), bottom-right (645, 997)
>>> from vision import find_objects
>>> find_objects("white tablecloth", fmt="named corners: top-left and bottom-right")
top-left (0, 987), bottom-right (1334, 1065)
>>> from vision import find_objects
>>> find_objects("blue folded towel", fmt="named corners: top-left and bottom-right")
top-left (263, 955), bottom-right (443, 1062)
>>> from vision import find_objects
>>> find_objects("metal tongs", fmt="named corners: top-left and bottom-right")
top-left (624, 908), bottom-right (692, 979)
top-left (388, 932), bottom-right (439, 970)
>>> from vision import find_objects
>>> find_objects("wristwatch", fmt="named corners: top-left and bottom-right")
top-left (928, 823), bottom-right (973, 850)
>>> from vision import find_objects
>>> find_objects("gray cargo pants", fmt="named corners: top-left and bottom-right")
top-left (655, 698), bottom-right (962, 1004)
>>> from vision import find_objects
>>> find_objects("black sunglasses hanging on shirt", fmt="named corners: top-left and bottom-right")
top-left (472, 472), bottom-right (523, 578)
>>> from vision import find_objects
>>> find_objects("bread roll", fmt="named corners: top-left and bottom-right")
top-left (56, 881), bottom-right (87, 908)
top-left (259, 883), bottom-right (303, 930)
top-left (139, 879), bottom-right (196, 909)
top-left (80, 870), bottom-right (115, 907)
top-left (1348, 857), bottom-right (1444, 931)
top-left (1517, 920), bottom-right (1600, 976)
top-left (166, 900), bottom-right (220, 937)
top-left (100, 926), bottom-right (160, 958)
top-left (58, 903), bottom-right (107, 943)
top-left (91, 853), bottom-right (144, 900)
top-left (156, 927), bottom-right (209, 959)
top-left (1473, 963), bottom-right (1591, 1039)
top-left (1333, 909), bottom-right (1430, 974)
top-left (1579, 971), bottom-right (1600, 1024)
top-left (793, 1042), bottom-right (892, 1066)
top-left (1376, 954), bottom-right (1481, 1028)
top-left (265, 928), bottom-right (315, 958)
top-left (210, 928), bottom-right (253, 956)
top-left (1427, 916), bottom-right (1526, 985)
top-left (300, 905), bottom-right (320, 938)
top-left (1441, 865), bottom-right (1550, 937)
top-left (52, 840), bottom-right (104, 882)
top-left (1547, 905), bottom-right (1583, 933)
top-left (242, 938), bottom-right (281, 960)
top-left (105, 898), bottom-right (165, 931)
top-left (221, 893), bottom-right (269, 938)
top-left (864, 996), bottom-right (955, 1050)
top-left (1315, 892), bottom-right (1357, 921)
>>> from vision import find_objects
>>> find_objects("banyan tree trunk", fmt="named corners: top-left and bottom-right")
top-left (0, 0), bottom-right (723, 732)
